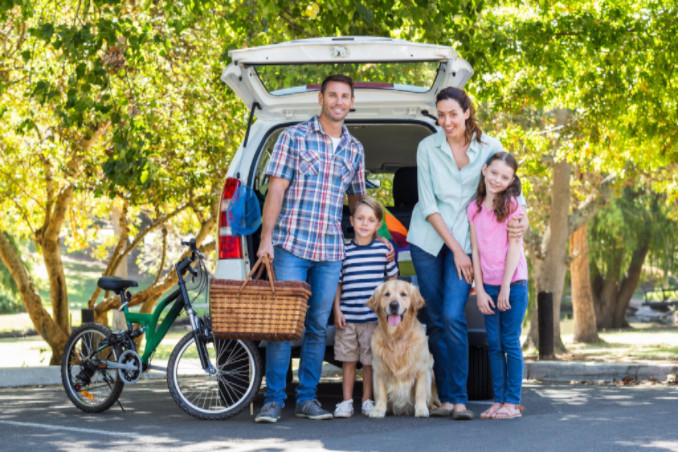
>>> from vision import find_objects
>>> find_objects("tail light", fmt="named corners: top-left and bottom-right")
top-left (218, 177), bottom-right (243, 259)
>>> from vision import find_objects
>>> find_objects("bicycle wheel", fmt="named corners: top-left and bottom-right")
top-left (61, 322), bottom-right (124, 413)
top-left (167, 331), bottom-right (262, 420)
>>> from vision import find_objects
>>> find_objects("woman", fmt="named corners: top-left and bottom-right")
top-left (407, 87), bottom-right (528, 420)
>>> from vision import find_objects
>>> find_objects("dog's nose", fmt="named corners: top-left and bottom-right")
top-left (388, 301), bottom-right (400, 313)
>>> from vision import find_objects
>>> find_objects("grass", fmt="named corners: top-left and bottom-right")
top-left (523, 318), bottom-right (678, 362)
top-left (31, 255), bottom-right (157, 311)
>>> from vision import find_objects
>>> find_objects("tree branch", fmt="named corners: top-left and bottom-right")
top-left (568, 174), bottom-right (615, 234)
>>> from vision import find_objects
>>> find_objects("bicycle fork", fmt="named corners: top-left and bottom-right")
top-left (178, 273), bottom-right (216, 375)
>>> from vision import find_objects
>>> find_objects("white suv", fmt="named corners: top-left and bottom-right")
top-left (216, 36), bottom-right (491, 399)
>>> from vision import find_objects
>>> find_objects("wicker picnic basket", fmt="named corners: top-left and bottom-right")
top-left (209, 255), bottom-right (311, 341)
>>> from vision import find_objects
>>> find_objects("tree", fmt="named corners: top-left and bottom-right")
top-left (589, 186), bottom-right (677, 329)
top-left (468, 0), bottom-right (678, 351)
top-left (0, 0), bottom-right (242, 362)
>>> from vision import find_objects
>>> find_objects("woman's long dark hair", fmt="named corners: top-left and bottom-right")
top-left (474, 152), bottom-right (522, 223)
top-left (436, 87), bottom-right (483, 144)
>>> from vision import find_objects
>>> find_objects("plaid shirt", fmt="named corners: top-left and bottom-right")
top-left (266, 116), bottom-right (365, 262)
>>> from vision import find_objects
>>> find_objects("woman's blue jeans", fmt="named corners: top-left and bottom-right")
top-left (410, 243), bottom-right (471, 405)
top-left (263, 246), bottom-right (342, 407)
top-left (482, 281), bottom-right (528, 405)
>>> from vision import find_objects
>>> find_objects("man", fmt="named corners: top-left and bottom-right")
top-left (254, 74), bottom-right (365, 423)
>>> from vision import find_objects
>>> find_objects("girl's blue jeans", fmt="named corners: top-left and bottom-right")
top-left (482, 281), bottom-right (528, 405)
top-left (410, 243), bottom-right (471, 405)
top-left (263, 246), bottom-right (342, 407)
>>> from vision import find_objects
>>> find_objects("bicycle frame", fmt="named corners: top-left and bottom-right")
top-left (114, 250), bottom-right (212, 371)
top-left (122, 287), bottom-right (185, 366)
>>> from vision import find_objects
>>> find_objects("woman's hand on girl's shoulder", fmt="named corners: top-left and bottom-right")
top-left (507, 213), bottom-right (529, 239)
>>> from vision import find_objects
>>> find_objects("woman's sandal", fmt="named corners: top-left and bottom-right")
top-left (491, 404), bottom-right (524, 420)
top-left (479, 403), bottom-right (503, 420)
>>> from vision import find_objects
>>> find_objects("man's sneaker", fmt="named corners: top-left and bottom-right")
top-left (254, 402), bottom-right (282, 423)
top-left (295, 399), bottom-right (333, 420)
top-left (361, 399), bottom-right (376, 416)
top-left (333, 400), bottom-right (354, 418)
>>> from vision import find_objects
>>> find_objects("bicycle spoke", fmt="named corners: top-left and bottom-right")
top-left (167, 332), bottom-right (262, 419)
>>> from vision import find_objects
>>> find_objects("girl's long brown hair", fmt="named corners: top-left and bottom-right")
top-left (474, 152), bottom-right (522, 223)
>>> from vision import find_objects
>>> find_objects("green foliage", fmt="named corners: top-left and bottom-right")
top-left (1, 0), bottom-right (677, 347)
top-left (590, 185), bottom-right (677, 281)
top-left (0, 286), bottom-right (25, 314)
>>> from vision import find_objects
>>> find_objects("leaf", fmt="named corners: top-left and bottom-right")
top-left (40, 22), bottom-right (54, 41)
top-left (140, 169), bottom-right (149, 184)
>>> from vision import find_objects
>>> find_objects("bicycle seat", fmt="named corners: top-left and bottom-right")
top-left (98, 276), bottom-right (139, 293)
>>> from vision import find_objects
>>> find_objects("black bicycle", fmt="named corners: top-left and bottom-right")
top-left (61, 238), bottom-right (263, 419)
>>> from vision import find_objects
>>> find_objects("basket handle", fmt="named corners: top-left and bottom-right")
top-left (239, 254), bottom-right (276, 295)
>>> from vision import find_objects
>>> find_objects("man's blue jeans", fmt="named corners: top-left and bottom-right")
top-left (410, 244), bottom-right (472, 405)
top-left (482, 281), bottom-right (528, 405)
top-left (263, 246), bottom-right (342, 407)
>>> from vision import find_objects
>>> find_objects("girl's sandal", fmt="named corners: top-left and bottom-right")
top-left (480, 403), bottom-right (503, 420)
top-left (491, 404), bottom-right (524, 419)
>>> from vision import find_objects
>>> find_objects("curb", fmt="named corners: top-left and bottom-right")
top-left (0, 366), bottom-right (166, 388)
top-left (1, 361), bottom-right (677, 389)
top-left (525, 361), bottom-right (678, 383)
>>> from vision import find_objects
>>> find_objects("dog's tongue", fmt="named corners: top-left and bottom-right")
top-left (388, 314), bottom-right (401, 327)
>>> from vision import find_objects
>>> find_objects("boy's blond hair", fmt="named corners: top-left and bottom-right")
top-left (351, 196), bottom-right (384, 222)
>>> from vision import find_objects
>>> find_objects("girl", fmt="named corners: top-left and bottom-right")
top-left (467, 152), bottom-right (528, 420)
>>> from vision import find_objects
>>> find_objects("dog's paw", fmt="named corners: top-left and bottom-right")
top-left (414, 406), bottom-right (429, 418)
top-left (369, 408), bottom-right (387, 418)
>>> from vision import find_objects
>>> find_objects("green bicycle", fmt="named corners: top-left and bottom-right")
top-left (60, 238), bottom-right (263, 419)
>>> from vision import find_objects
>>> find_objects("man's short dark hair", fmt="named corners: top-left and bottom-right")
top-left (320, 74), bottom-right (354, 96)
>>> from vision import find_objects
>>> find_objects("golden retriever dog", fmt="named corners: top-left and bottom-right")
top-left (367, 280), bottom-right (439, 418)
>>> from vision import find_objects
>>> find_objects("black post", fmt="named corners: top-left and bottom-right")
top-left (81, 308), bottom-right (94, 325)
top-left (538, 291), bottom-right (555, 360)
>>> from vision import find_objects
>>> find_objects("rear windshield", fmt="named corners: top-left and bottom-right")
top-left (255, 62), bottom-right (440, 96)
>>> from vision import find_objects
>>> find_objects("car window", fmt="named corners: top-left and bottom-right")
top-left (255, 61), bottom-right (440, 96)
top-left (252, 129), bottom-right (284, 197)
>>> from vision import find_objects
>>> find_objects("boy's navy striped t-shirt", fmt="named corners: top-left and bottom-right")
top-left (339, 240), bottom-right (399, 323)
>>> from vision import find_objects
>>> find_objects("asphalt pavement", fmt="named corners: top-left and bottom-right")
top-left (1, 379), bottom-right (677, 451)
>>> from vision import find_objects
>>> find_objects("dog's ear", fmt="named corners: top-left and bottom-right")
top-left (411, 284), bottom-right (426, 310)
top-left (367, 283), bottom-right (383, 311)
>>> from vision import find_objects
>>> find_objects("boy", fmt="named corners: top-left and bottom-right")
top-left (333, 196), bottom-right (399, 417)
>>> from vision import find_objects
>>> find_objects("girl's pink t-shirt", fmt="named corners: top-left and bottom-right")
top-left (467, 197), bottom-right (528, 286)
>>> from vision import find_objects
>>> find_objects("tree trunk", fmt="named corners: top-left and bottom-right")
top-left (612, 245), bottom-right (648, 328)
top-left (525, 159), bottom-right (571, 354)
top-left (110, 206), bottom-right (130, 330)
top-left (0, 232), bottom-right (69, 362)
top-left (34, 172), bottom-right (75, 363)
top-left (593, 242), bottom-right (648, 330)
top-left (569, 224), bottom-right (601, 342)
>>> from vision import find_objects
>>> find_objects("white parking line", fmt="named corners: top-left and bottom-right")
top-left (0, 420), bottom-right (144, 439)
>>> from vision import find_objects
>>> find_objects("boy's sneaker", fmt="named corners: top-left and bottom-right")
top-left (333, 400), bottom-right (354, 418)
top-left (361, 399), bottom-right (376, 416)
top-left (254, 402), bottom-right (282, 423)
top-left (295, 399), bottom-right (333, 420)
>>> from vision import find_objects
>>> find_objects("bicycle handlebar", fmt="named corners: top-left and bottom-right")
top-left (181, 238), bottom-right (204, 260)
